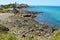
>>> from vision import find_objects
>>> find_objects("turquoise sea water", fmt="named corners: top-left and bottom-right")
top-left (26, 6), bottom-right (60, 27)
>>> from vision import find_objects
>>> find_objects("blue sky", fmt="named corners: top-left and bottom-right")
top-left (0, 0), bottom-right (60, 6)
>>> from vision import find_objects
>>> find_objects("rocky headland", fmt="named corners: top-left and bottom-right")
top-left (0, 3), bottom-right (59, 38)
top-left (0, 10), bottom-right (58, 38)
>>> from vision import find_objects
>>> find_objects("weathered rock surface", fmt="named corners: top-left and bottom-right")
top-left (0, 11), bottom-right (58, 37)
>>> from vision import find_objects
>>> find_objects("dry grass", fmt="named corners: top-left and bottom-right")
top-left (0, 30), bottom-right (60, 40)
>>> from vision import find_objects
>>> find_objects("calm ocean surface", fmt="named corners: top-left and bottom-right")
top-left (26, 6), bottom-right (60, 27)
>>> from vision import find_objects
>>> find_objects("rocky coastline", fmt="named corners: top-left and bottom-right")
top-left (0, 9), bottom-right (58, 38)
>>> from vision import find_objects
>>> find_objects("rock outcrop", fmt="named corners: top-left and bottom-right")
top-left (0, 24), bottom-right (9, 32)
top-left (0, 10), bottom-right (58, 37)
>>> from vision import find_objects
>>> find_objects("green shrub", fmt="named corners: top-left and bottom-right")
top-left (50, 30), bottom-right (60, 40)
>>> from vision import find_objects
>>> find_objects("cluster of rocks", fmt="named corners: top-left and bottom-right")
top-left (0, 10), bottom-right (58, 37)
top-left (0, 24), bottom-right (9, 32)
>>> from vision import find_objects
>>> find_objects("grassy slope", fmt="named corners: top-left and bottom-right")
top-left (0, 30), bottom-right (60, 40)
top-left (50, 30), bottom-right (60, 40)
top-left (0, 32), bottom-right (38, 40)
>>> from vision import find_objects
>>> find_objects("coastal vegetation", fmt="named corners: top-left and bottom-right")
top-left (0, 4), bottom-right (29, 9)
top-left (0, 3), bottom-right (29, 13)
top-left (0, 30), bottom-right (60, 40)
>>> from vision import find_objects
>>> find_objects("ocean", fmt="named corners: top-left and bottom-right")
top-left (25, 6), bottom-right (60, 27)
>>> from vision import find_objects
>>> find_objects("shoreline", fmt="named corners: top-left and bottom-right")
top-left (0, 7), bottom-right (59, 37)
top-left (7, 10), bottom-right (59, 37)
